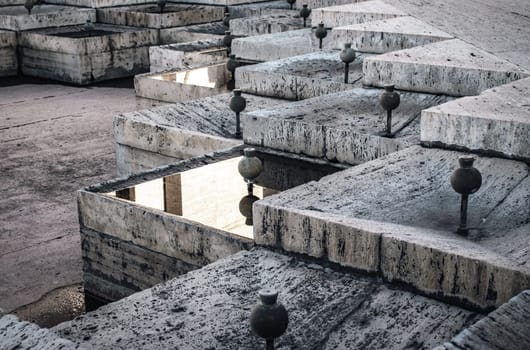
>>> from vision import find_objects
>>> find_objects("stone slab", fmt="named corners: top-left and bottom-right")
top-left (134, 63), bottom-right (229, 103)
top-left (114, 92), bottom-right (287, 175)
top-left (236, 50), bottom-right (370, 100)
top-left (164, 21), bottom-right (225, 43)
top-left (421, 77), bottom-right (530, 162)
top-left (231, 28), bottom-right (316, 61)
top-left (329, 16), bottom-right (453, 53)
top-left (227, 0), bottom-right (290, 19)
top-left (363, 38), bottom-right (530, 96)
top-left (434, 290), bottom-right (530, 350)
top-left (312, 0), bottom-right (406, 28)
top-left (149, 39), bottom-right (226, 73)
top-left (293, 0), bottom-right (362, 10)
top-left (0, 30), bottom-right (16, 77)
top-left (52, 248), bottom-right (481, 349)
top-left (243, 87), bottom-right (452, 164)
top-left (229, 11), bottom-right (308, 36)
top-left (44, 0), bottom-right (165, 9)
top-left (0, 5), bottom-right (95, 31)
top-left (96, 3), bottom-right (224, 29)
top-left (254, 146), bottom-right (530, 309)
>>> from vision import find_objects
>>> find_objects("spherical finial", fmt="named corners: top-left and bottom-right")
top-left (238, 147), bottom-right (263, 182)
top-left (315, 22), bottom-right (327, 40)
top-left (229, 89), bottom-right (246, 113)
top-left (451, 156), bottom-right (482, 195)
top-left (379, 84), bottom-right (400, 111)
top-left (250, 289), bottom-right (288, 341)
top-left (340, 43), bottom-right (356, 64)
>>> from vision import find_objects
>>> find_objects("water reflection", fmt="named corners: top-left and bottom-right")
top-left (108, 157), bottom-right (276, 239)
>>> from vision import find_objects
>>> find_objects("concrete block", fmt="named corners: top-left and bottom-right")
top-left (52, 248), bottom-right (480, 349)
top-left (18, 24), bottom-right (157, 84)
top-left (293, 0), bottom-right (362, 10)
top-left (115, 144), bottom-right (182, 177)
top-left (0, 30), bottom-right (16, 77)
top-left (312, 0), bottom-right (406, 28)
top-left (229, 11), bottom-right (308, 36)
top-left (134, 63), bottom-right (229, 103)
top-left (162, 21), bottom-right (225, 43)
top-left (149, 39), bottom-right (226, 73)
top-left (227, 0), bottom-right (290, 19)
top-left (96, 3), bottom-right (224, 29)
top-left (243, 88), bottom-right (451, 164)
top-left (421, 77), bottom-right (530, 162)
top-left (0, 5), bottom-right (95, 31)
top-left (43, 0), bottom-right (160, 9)
top-left (254, 146), bottom-right (530, 309)
top-left (231, 28), bottom-right (316, 61)
top-left (235, 51), bottom-right (369, 100)
top-left (363, 39), bottom-right (530, 96)
top-left (329, 16), bottom-right (453, 53)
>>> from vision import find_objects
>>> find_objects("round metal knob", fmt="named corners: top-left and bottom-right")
top-left (379, 84), bottom-right (400, 111)
top-left (340, 43), bottom-right (356, 64)
top-left (24, 0), bottom-right (34, 14)
top-left (238, 148), bottom-right (263, 182)
top-left (451, 157), bottom-right (482, 195)
top-left (239, 194), bottom-right (259, 225)
top-left (286, 0), bottom-right (296, 10)
top-left (300, 5), bottom-right (311, 27)
top-left (315, 22), bottom-right (327, 40)
top-left (250, 289), bottom-right (288, 347)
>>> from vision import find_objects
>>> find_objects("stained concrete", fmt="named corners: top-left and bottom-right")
top-left (149, 39), bottom-right (226, 72)
top-left (363, 39), bottom-right (529, 96)
top-left (114, 92), bottom-right (287, 175)
top-left (164, 21), bottom-right (225, 43)
top-left (254, 146), bottom-right (530, 309)
top-left (329, 16), bottom-right (453, 53)
top-left (235, 51), bottom-right (370, 100)
top-left (52, 248), bottom-right (481, 349)
top-left (0, 29), bottom-right (16, 77)
top-left (226, 0), bottom-right (290, 18)
top-left (242, 87), bottom-right (452, 164)
top-left (312, 0), bottom-right (407, 28)
top-left (0, 5), bottom-right (95, 31)
top-left (229, 11), bottom-right (308, 36)
top-left (421, 77), bottom-right (530, 162)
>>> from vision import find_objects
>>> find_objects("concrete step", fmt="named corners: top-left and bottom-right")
top-left (254, 146), bottom-right (530, 310)
top-left (421, 77), bottom-right (530, 162)
top-left (0, 29), bottom-right (16, 77)
top-left (227, 0), bottom-right (291, 19)
top-left (164, 21), bottom-right (225, 43)
top-left (312, 0), bottom-right (406, 28)
top-left (242, 87), bottom-right (452, 164)
top-left (149, 39), bottom-right (226, 73)
top-left (114, 93), bottom-right (286, 175)
top-left (229, 11), bottom-right (308, 36)
top-left (363, 38), bottom-right (529, 96)
top-left (0, 5), bottom-right (95, 31)
top-left (329, 16), bottom-right (453, 53)
top-left (235, 50), bottom-right (370, 100)
top-left (52, 248), bottom-right (481, 349)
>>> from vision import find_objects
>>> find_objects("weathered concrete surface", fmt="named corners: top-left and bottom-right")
top-left (0, 81), bottom-right (166, 315)
top-left (96, 3), bottom-right (223, 29)
top-left (312, 0), bottom-right (406, 28)
top-left (329, 16), bottom-right (453, 53)
top-left (243, 87), bottom-right (452, 164)
top-left (149, 39), bottom-right (226, 72)
top-left (254, 146), bottom-right (530, 309)
top-left (19, 24), bottom-right (158, 85)
top-left (134, 63), bottom-right (229, 103)
top-left (229, 11), bottom-right (308, 36)
top-left (53, 248), bottom-right (481, 349)
top-left (236, 51), bottom-right (369, 100)
top-left (293, 0), bottom-right (363, 10)
top-left (43, 0), bottom-right (159, 8)
top-left (163, 21), bottom-right (225, 43)
top-left (421, 77), bottom-right (530, 162)
top-left (434, 290), bottom-right (530, 350)
top-left (363, 39), bottom-right (529, 96)
top-left (227, 0), bottom-right (290, 19)
top-left (0, 314), bottom-right (82, 350)
top-left (0, 30), bottom-right (16, 77)
top-left (0, 5), bottom-right (95, 31)
top-left (114, 92), bottom-right (286, 175)
top-left (231, 28), bottom-right (316, 61)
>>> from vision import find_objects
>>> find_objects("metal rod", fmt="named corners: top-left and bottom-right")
top-left (319, 38), bottom-right (323, 49)
top-left (303, 17), bottom-right (307, 27)
top-left (386, 110), bottom-right (392, 135)
top-left (266, 339), bottom-right (274, 350)
top-left (235, 112), bottom-right (242, 139)
top-left (344, 62), bottom-right (349, 84)
top-left (458, 194), bottom-right (469, 235)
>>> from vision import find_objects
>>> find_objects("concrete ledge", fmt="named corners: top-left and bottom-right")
top-left (0, 30), bottom-right (17, 77)
top-left (0, 5), bottom-right (95, 31)
top-left (421, 77), bottom-right (530, 162)
top-left (363, 39), bottom-right (530, 96)
top-left (229, 11), bottom-right (307, 36)
top-left (235, 51), bottom-right (369, 100)
top-left (160, 21), bottom-right (225, 43)
top-left (44, 0), bottom-right (168, 8)
top-left (149, 39), bottom-right (226, 72)
top-left (312, 0), bottom-right (406, 28)
top-left (329, 16), bottom-right (453, 53)
top-left (227, 0), bottom-right (290, 18)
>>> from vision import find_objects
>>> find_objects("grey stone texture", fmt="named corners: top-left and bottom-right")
top-left (96, 3), bottom-right (223, 30)
top-left (421, 77), bottom-right (530, 162)
top-left (435, 290), bottom-right (530, 350)
top-left (0, 30), bottom-right (16, 77)
top-left (227, 0), bottom-right (290, 19)
top-left (229, 11), bottom-right (308, 36)
top-left (133, 63), bottom-right (229, 103)
top-left (18, 24), bottom-right (158, 85)
top-left (329, 16), bottom-right (453, 53)
top-left (231, 28), bottom-right (316, 62)
top-left (44, 0), bottom-right (164, 8)
top-left (114, 93), bottom-right (286, 175)
top-left (235, 51), bottom-right (370, 100)
top-left (149, 39), bottom-right (226, 73)
top-left (162, 21), bottom-right (225, 43)
top-left (0, 314), bottom-right (82, 350)
top-left (0, 5), bottom-right (95, 31)
top-left (312, 0), bottom-right (407, 28)
top-left (52, 248), bottom-right (481, 349)
top-left (363, 39), bottom-right (530, 96)
top-left (243, 87), bottom-right (452, 165)
top-left (254, 146), bottom-right (530, 309)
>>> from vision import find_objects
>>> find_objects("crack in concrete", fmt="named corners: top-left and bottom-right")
top-left (0, 114), bottom-right (84, 131)
top-left (0, 235), bottom-right (67, 258)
